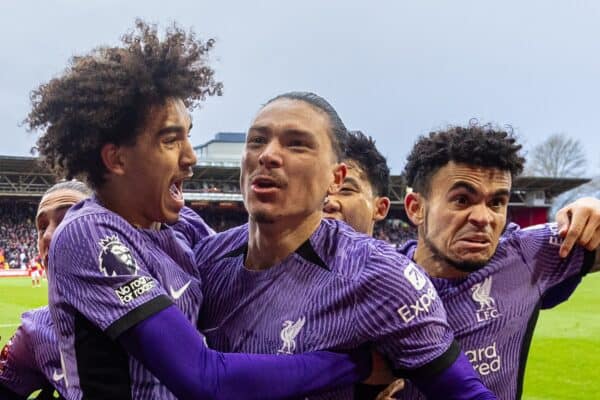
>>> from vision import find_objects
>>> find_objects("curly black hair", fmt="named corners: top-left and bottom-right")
top-left (26, 19), bottom-right (223, 188)
top-left (404, 123), bottom-right (525, 196)
top-left (265, 91), bottom-right (348, 161)
top-left (344, 130), bottom-right (390, 197)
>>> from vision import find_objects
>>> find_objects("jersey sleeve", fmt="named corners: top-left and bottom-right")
top-left (354, 244), bottom-right (457, 376)
top-left (0, 315), bottom-right (48, 396)
top-left (515, 223), bottom-right (595, 304)
top-left (49, 213), bottom-right (173, 339)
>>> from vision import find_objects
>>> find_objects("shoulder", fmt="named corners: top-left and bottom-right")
top-left (314, 220), bottom-right (413, 280)
top-left (53, 199), bottom-right (140, 249)
top-left (172, 207), bottom-right (215, 239)
top-left (19, 307), bottom-right (55, 346)
top-left (194, 224), bottom-right (248, 265)
top-left (500, 222), bottom-right (560, 251)
top-left (20, 306), bottom-right (52, 329)
top-left (57, 198), bottom-right (127, 233)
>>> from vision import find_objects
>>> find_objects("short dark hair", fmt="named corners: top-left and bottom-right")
top-left (404, 122), bottom-right (525, 196)
top-left (264, 91), bottom-right (347, 161)
top-left (26, 19), bottom-right (222, 189)
top-left (344, 130), bottom-right (390, 197)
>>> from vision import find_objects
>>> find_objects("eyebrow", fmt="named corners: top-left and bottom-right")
top-left (248, 125), bottom-right (270, 135)
top-left (448, 181), bottom-right (510, 198)
top-left (157, 122), bottom-right (193, 136)
top-left (248, 125), bottom-right (314, 138)
top-left (343, 177), bottom-right (361, 188)
top-left (35, 204), bottom-right (72, 224)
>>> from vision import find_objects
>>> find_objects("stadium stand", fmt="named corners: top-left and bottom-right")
top-left (0, 133), bottom-right (591, 261)
top-left (0, 199), bottom-right (37, 270)
top-left (374, 220), bottom-right (417, 247)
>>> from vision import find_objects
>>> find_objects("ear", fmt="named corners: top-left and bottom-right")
top-left (405, 191), bottom-right (425, 226)
top-left (328, 162), bottom-right (347, 195)
top-left (100, 143), bottom-right (126, 176)
top-left (372, 196), bottom-right (391, 223)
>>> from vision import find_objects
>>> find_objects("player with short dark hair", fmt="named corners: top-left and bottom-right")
top-left (0, 180), bottom-right (91, 400)
top-left (196, 92), bottom-right (497, 399)
top-left (323, 130), bottom-right (391, 236)
top-left (26, 22), bottom-right (380, 400)
top-left (396, 123), bottom-right (600, 399)
top-left (323, 131), bottom-right (409, 399)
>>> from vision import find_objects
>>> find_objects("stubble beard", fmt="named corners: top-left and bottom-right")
top-left (251, 211), bottom-right (277, 224)
top-left (422, 211), bottom-right (489, 273)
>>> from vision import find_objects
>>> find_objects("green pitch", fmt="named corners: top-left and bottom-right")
top-left (0, 277), bottom-right (48, 347)
top-left (1, 275), bottom-right (599, 399)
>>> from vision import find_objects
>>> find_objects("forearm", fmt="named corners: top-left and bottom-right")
top-left (411, 352), bottom-right (497, 400)
top-left (119, 305), bottom-right (370, 399)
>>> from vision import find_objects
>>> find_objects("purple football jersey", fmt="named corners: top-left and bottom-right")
top-left (0, 307), bottom-right (66, 398)
top-left (47, 198), bottom-right (210, 399)
top-left (196, 219), bottom-right (456, 400)
top-left (396, 222), bottom-right (594, 400)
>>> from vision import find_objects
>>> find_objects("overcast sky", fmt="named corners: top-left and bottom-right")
top-left (1, 0), bottom-right (599, 175)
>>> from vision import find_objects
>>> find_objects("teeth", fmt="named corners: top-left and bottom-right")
top-left (169, 183), bottom-right (183, 200)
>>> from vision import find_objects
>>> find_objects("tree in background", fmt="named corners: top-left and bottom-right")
top-left (527, 133), bottom-right (587, 177)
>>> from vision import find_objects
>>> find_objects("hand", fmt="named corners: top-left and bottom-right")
top-left (556, 197), bottom-right (600, 257)
top-left (363, 350), bottom-right (395, 385)
top-left (375, 379), bottom-right (405, 400)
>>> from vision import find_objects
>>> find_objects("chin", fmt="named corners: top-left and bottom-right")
top-left (159, 209), bottom-right (181, 224)
top-left (250, 210), bottom-right (277, 224)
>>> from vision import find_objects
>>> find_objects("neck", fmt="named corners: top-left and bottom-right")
top-left (96, 183), bottom-right (152, 229)
top-left (246, 211), bottom-right (322, 270)
top-left (413, 237), bottom-right (470, 279)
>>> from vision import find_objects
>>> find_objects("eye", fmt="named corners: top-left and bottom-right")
top-left (289, 139), bottom-right (307, 147)
top-left (489, 197), bottom-right (507, 209)
top-left (339, 186), bottom-right (357, 195)
top-left (453, 195), bottom-right (469, 206)
top-left (37, 224), bottom-right (47, 235)
top-left (247, 135), bottom-right (267, 145)
top-left (163, 135), bottom-right (178, 145)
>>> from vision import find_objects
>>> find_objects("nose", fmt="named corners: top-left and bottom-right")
top-left (323, 196), bottom-right (341, 214)
top-left (468, 202), bottom-right (493, 228)
top-left (181, 137), bottom-right (198, 170)
top-left (258, 140), bottom-right (283, 169)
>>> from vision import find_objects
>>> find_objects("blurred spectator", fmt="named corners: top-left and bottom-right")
top-left (0, 199), bottom-right (38, 269)
top-left (374, 219), bottom-right (417, 248)
top-left (1, 198), bottom-right (414, 265)
top-left (195, 209), bottom-right (247, 232)
top-left (185, 180), bottom-right (240, 194)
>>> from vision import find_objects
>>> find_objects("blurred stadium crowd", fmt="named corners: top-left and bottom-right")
top-left (0, 200), bottom-right (38, 269)
top-left (0, 200), bottom-right (417, 269)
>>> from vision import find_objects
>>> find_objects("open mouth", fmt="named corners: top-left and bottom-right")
top-left (251, 176), bottom-right (280, 191)
top-left (169, 180), bottom-right (184, 202)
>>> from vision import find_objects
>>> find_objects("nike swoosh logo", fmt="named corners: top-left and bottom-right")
top-left (53, 369), bottom-right (64, 382)
top-left (170, 280), bottom-right (191, 300)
